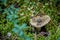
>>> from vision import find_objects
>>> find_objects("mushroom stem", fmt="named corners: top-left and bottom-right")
top-left (35, 27), bottom-right (41, 33)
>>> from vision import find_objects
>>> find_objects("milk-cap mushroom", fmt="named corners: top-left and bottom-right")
top-left (30, 14), bottom-right (51, 28)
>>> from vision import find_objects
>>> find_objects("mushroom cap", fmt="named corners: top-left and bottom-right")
top-left (30, 15), bottom-right (51, 28)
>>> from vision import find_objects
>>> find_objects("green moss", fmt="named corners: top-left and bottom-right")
top-left (0, 0), bottom-right (60, 40)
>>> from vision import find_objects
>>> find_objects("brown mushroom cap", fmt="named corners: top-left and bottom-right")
top-left (30, 15), bottom-right (51, 28)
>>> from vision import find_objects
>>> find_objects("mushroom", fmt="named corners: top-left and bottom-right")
top-left (30, 14), bottom-right (51, 28)
top-left (30, 13), bottom-right (51, 31)
top-left (30, 13), bottom-right (51, 38)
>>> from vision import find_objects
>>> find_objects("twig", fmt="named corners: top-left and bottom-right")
top-left (34, 32), bottom-right (37, 40)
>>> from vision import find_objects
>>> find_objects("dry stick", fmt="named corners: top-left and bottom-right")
top-left (34, 32), bottom-right (37, 40)
top-left (50, 19), bottom-right (58, 35)
top-left (18, 14), bottom-right (31, 21)
top-left (50, 19), bottom-right (57, 27)
top-left (50, 19), bottom-right (58, 31)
